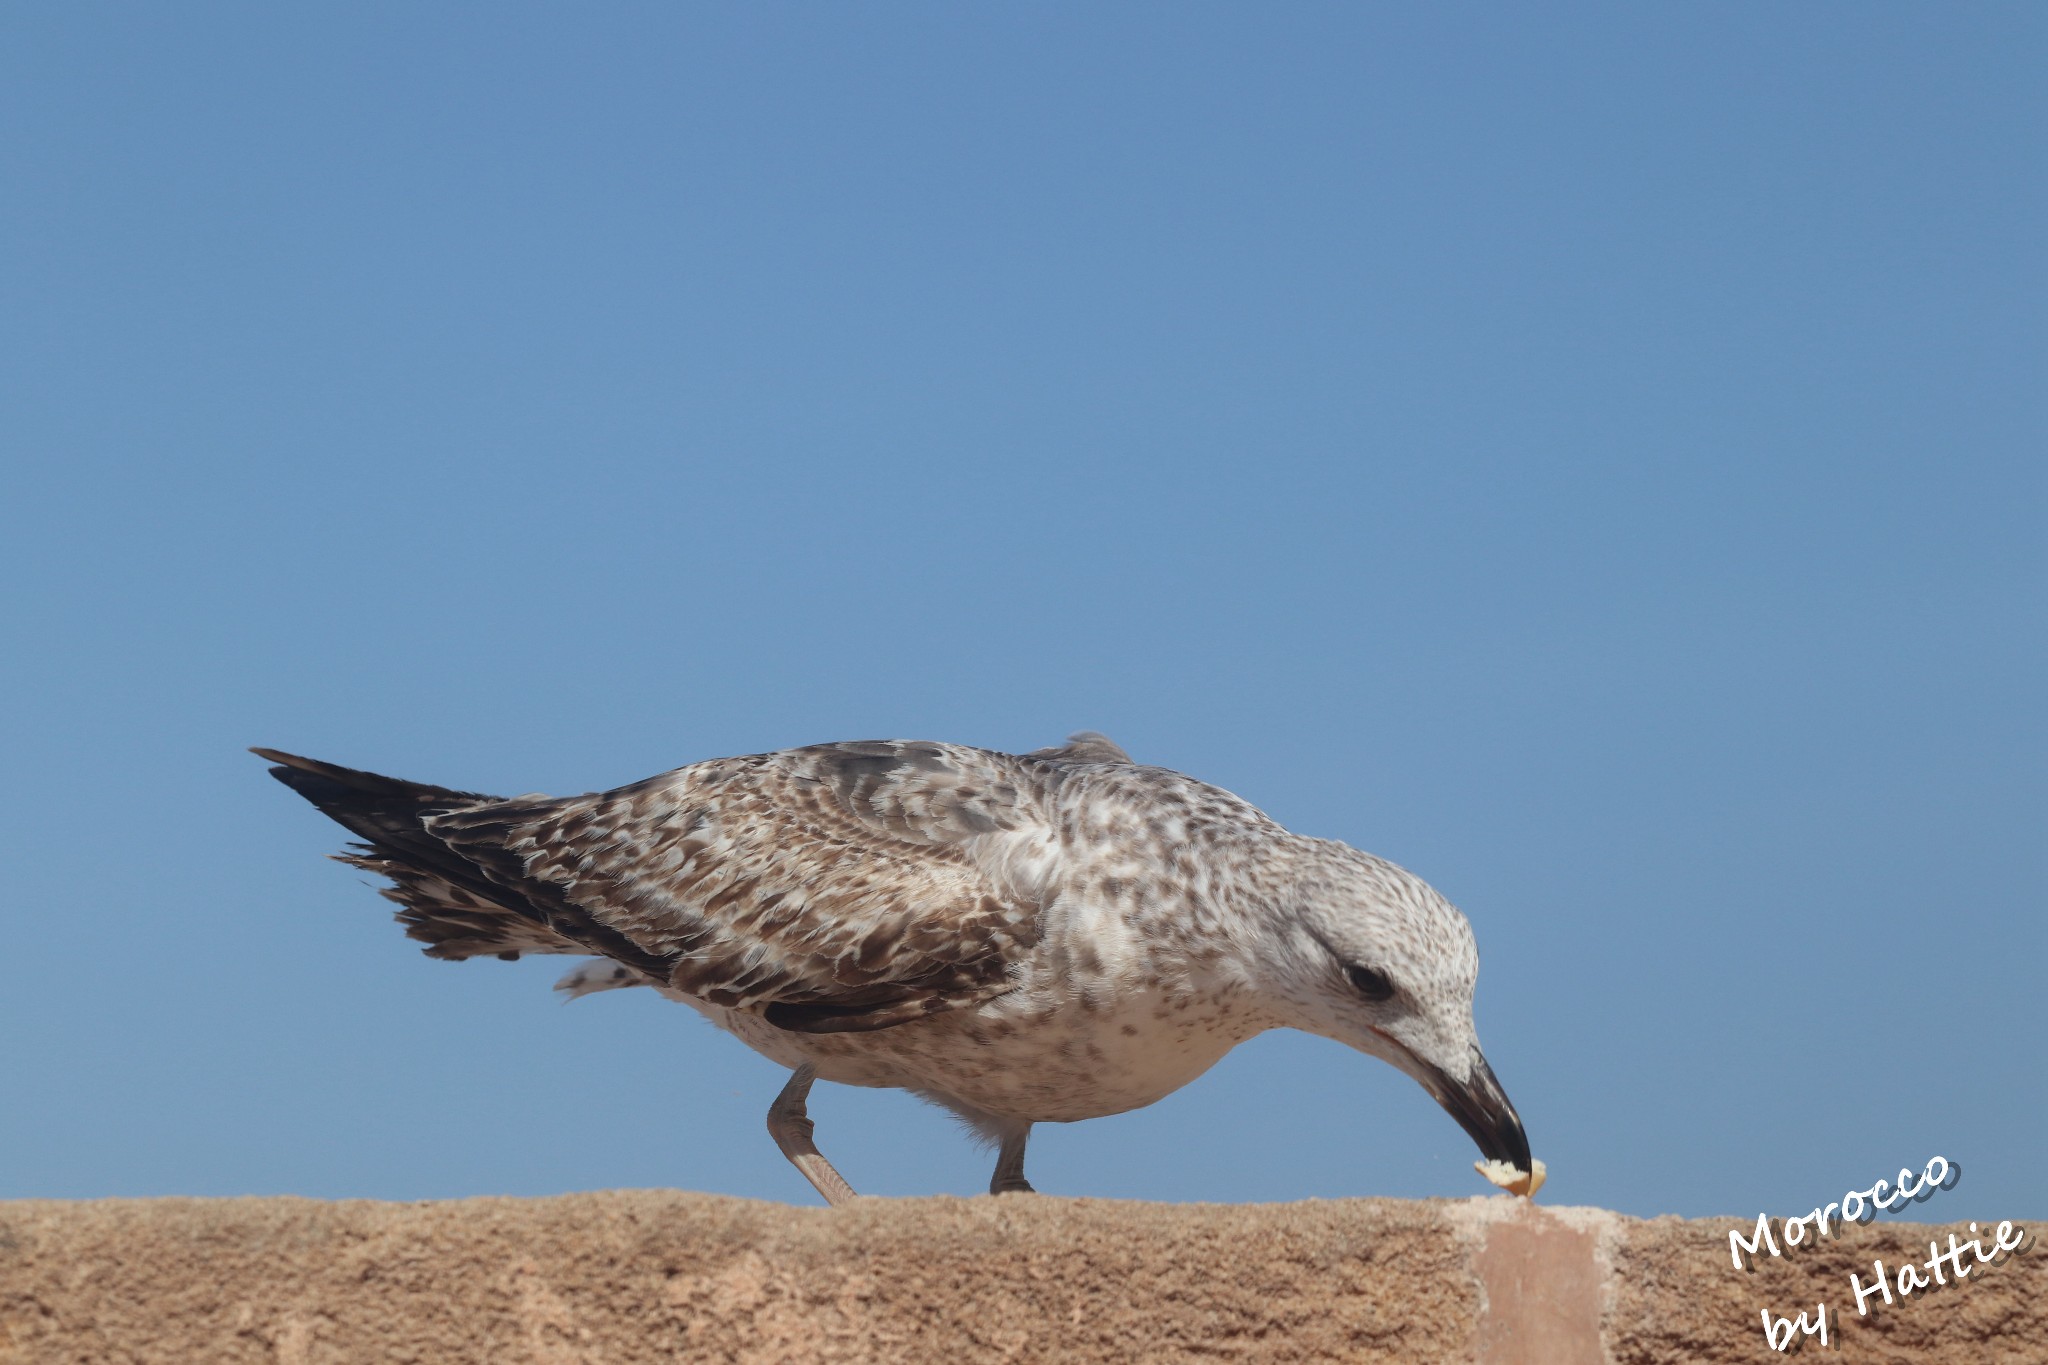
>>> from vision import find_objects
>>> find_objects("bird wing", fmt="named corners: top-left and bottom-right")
top-left (427, 740), bottom-right (1072, 1033)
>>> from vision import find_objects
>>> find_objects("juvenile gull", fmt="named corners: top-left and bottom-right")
top-left (256, 733), bottom-right (1533, 1203)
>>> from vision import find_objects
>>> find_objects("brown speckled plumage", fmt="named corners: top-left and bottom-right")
top-left (257, 730), bottom-right (1532, 1200)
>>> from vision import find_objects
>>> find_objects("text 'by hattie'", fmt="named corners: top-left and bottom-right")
top-left (1725, 1155), bottom-right (2030, 1352)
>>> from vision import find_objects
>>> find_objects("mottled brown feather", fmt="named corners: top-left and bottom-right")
top-left (426, 741), bottom-right (1086, 1030)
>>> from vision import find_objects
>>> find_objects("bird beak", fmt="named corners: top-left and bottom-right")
top-left (1423, 1049), bottom-right (1532, 1171)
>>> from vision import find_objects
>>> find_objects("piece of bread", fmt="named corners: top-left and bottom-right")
top-left (1474, 1157), bottom-right (1547, 1198)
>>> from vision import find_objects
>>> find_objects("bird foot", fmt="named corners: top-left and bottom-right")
top-left (767, 1065), bottom-right (859, 1207)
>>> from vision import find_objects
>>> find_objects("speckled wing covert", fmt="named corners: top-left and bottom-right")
top-left (260, 735), bottom-right (1133, 1035)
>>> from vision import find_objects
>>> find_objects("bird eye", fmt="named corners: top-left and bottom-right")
top-left (1345, 964), bottom-right (1396, 1003)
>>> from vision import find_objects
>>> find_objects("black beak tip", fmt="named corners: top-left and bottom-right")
top-left (1435, 1052), bottom-right (1533, 1174)
top-left (1492, 1112), bottom-right (1534, 1173)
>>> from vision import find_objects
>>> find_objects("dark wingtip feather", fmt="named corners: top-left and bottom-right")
top-left (250, 747), bottom-right (478, 804)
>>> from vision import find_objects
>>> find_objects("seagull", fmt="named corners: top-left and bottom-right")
top-left (255, 733), bottom-right (1533, 1203)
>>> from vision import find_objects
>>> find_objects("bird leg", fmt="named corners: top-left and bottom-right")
top-left (766, 1064), bottom-right (859, 1206)
top-left (989, 1122), bottom-right (1036, 1195)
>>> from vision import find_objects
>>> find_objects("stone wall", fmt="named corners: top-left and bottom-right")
top-left (0, 1193), bottom-right (2037, 1363)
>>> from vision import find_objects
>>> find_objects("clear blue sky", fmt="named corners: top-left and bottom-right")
top-left (2, 4), bottom-right (2040, 1222)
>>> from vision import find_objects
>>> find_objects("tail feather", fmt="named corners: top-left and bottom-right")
top-left (254, 747), bottom-right (587, 961)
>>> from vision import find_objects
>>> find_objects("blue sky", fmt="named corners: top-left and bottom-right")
top-left (2, 4), bottom-right (2039, 1222)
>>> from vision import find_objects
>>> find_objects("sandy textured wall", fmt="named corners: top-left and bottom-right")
top-left (0, 1193), bottom-right (2038, 1363)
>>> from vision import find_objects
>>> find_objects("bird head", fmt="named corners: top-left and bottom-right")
top-left (1261, 842), bottom-right (1532, 1176)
